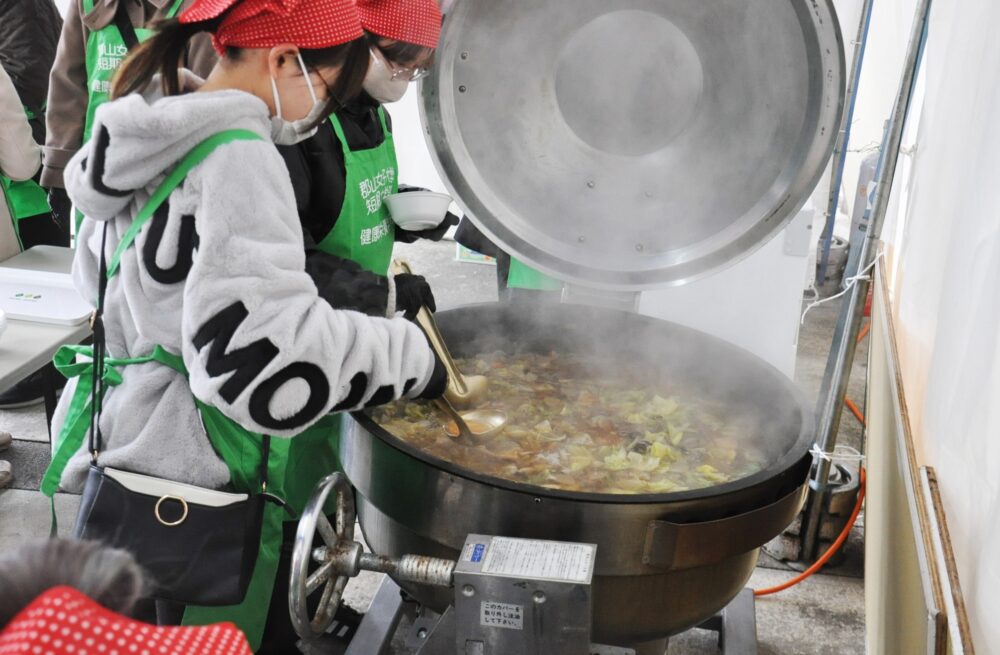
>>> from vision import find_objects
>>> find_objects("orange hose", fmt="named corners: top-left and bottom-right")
top-left (856, 321), bottom-right (871, 343)
top-left (844, 398), bottom-right (866, 427)
top-left (754, 467), bottom-right (866, 597)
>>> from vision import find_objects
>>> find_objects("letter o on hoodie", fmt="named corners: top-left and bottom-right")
top-left (249, 362), bottom-right (331, 431)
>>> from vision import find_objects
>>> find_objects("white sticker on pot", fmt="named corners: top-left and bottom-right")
top-left (480, 537), bottom-right (595, 583)
top-left (480, 601), bottom-right (523, 630)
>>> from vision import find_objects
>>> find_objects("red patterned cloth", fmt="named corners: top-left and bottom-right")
top-left (0, 587), bottom-right (253, 655)
top-left (180, 0), bottom-right (364, 54)
top-left (356, 0), bottom-right (442, 49)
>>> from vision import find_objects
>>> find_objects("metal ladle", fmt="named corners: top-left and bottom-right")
top-left (391, 260), bottom-right (506, 438)
top-left (392, 260), bottom-right (489, 409)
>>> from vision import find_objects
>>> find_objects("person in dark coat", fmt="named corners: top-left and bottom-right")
top-left (0, 0), bottom-right (63, 247)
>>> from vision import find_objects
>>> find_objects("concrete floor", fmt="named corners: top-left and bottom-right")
top-left (0, 238), bottom-right (866, 654)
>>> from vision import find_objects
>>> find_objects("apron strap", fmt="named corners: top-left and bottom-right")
top-left (165, 0), bottom-right (186, 18)
top-left (40, 344), bottom-right (172, 497)
top-left (376, 106), bottom-right (390, 136)
top-left (40, 344), bottom-right (274, 495)
top-left (329, 108), bottom-right (392, 155)
top-left (107, 129), bottom-right (263, 278)
top-left (328, 112), bottom-right (353, 159)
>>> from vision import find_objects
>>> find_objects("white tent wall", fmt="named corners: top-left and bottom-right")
top-left (861, 0), bottom-right (1000, 650)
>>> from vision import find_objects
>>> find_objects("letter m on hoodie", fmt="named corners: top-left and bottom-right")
top-left (193, 301), bottom-right (279, 404)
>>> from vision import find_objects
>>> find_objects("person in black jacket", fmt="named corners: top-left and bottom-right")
top-left (0, 0), bottom-right (63, 249)
top-left (0, 0), bottom-right (61, 140)
top-left (279, 0), bottom-right (452, 320)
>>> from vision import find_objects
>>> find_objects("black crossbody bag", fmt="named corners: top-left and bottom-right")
top-left (72, 224), bottom-right (268, 606)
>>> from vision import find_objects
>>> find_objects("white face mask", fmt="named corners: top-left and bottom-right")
top-left (269, 52), bottom-right (327, 145)
top-left (362, 49), bottom-right (410, 104)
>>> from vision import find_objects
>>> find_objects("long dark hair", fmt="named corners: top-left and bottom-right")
top-left (0, 539), bottom-right (145, 628)
top-left (112, 18), bottom-right (371, 124)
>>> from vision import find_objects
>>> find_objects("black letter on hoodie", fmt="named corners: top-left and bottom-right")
top-left (194, 302), bottom-right (332, 429)
top-left (192, 302), bottom-right (280, 404)
top-left (142, 202), bottom-right (198, 284)
top-left (87, 125), bottom-right (133, 198)
top-left (249, 362), bottom-right (330, 430)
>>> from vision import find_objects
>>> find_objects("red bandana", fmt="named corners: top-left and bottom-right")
top-left (0, 587), bottom-right (253, 655)
top-left (180, 0), bottom-right (364, 55)
top-left (357, 0), bottom-right (442, 50)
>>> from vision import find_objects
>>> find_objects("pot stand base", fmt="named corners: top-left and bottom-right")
top-left (340, 578), bottom-right (759, 655)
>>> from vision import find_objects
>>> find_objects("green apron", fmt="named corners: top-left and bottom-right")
top-left (506, 256), bottom-right (563, 291)
top-left (41, 130), bottom-right (342, 651)
top-left (316, 107), bottom-right (397, 275)
top-left (75, 0), bottom-right (185, 229)
top-left (1, 107), bottom-right (51, 248)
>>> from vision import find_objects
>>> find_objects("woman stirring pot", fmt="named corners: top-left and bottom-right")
top-left (41, 0), bottom-right (447, 651)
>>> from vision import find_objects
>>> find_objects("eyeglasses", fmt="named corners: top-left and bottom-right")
top-left (374, 47), bottom-right (431, 82)
top-left (389, 65), bottom-right (430, 82)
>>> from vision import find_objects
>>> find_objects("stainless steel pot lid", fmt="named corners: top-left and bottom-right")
top-left (421, 0), bottom-right (845, 289)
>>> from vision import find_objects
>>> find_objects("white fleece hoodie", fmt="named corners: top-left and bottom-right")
top-left (53, 81), bottom-right (442, 492)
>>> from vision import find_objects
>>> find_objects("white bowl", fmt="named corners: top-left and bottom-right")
top-left (384, 191), bottom-right (452, 231)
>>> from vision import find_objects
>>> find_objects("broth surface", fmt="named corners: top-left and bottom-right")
top-left (370, 352), bottom-right (768, 494)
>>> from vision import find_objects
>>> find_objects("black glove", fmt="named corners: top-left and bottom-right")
top-left (47, 188), bottom-right (72, 227)
top-left (417, 349), bottom-right (449, 400)
top-left (394, 210), bottom-right (460, 244)
top-left (394, 273), bottom-right (436, 320)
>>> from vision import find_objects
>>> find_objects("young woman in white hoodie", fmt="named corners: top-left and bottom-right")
top-left (41, 0), bottom-right (446, 650)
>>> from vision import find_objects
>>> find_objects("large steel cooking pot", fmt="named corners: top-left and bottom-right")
top-left (342, 303), bottom-right (814, 645)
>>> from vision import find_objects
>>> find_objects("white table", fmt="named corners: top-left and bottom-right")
top-left (0, 246), bottom-right (91, 394)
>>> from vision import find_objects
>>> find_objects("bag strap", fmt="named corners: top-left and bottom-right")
top-left (113, 0), bottom-right (140, 50)
top-left (89, 225), bottom-right (110, 459)
top-left (89, 129), bottom-right (271, 487)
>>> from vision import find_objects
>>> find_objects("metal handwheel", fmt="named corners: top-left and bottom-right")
top-left (289, 472), bottom-right (357, 641)
top-left (290, 473), bottom-right (457, 642)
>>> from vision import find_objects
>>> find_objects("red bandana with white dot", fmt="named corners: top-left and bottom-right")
top-left (357, 0), bottom-right (442, 50)
top-left (0, 587), bottom-right (253, 655)
top-left (180, 0), bottom-right (364, 55)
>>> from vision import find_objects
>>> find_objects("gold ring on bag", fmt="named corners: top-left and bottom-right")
top-left (155, 495), bottom-right (189, 527)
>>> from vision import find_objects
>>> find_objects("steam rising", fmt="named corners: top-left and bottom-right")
top-left (372, 301), bottom-right (811, 495)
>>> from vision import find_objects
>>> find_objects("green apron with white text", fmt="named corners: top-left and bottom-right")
top-left (41, 130), bottom-right (342, 651)
top-left (75, 0), bottom-right (185, 229)
top-left (307, 108), bottom-right (398, 514)
top-left (316, 107), bottom-right (397, 275)
top-left (1, 108), bottom-right (51, 248)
